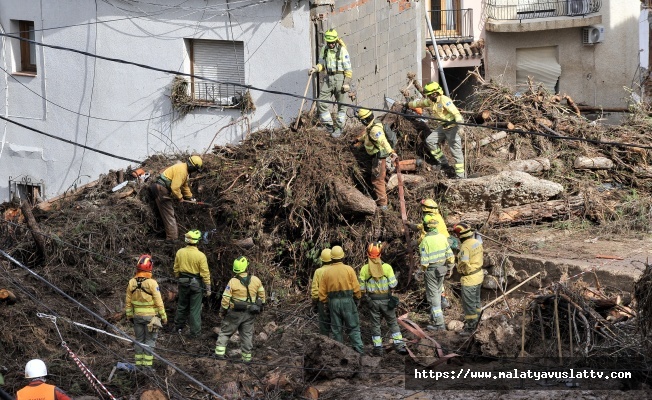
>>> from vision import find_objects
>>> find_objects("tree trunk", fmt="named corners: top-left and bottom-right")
top-left (573, 156), bottom-right (614, 170)
top-left (386, 174), bottom-right (426, 191)
top-left (468, 131), bottom-right (507, 149)
top-left (20, 200), bottom-right (47, 258)
top-left (333, 180), bottom-right (377, 215)
top-left (507, 158), bottom-right (551, 173)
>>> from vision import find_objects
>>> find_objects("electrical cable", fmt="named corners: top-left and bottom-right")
top-left (3, 32), bottom-right (652, 152)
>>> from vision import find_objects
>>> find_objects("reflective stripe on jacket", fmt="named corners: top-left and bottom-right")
top-left (161, 162), bottom-right (192, 200)
top-left (221, 273), bottom-right (266, 309)
top-left (358, 262), bottom-right (397, 294)
top-left (408, 95), bottom-right (463, 125)
top-left (173, 246), bottom-right (210, 286)
top-left (318, 262), bottom-right (361, 303)
top-left (316, 44), bottom-right (352, 78)
top-left (363, 121), bottom-right (393, 157)
top-left (125, 273), bottom-right (166, 319)
top-left (457, 238), bottom-right (484, 286)
top-left (419, 231), bottom-right (454, 268)
top-left (311, 265), bottom-right (330, 300)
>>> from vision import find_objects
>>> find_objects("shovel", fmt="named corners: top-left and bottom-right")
top-left (181, 199), bottom-right (213, 207)
top-left (396, 157), bottom-right (416, 288)
top-left (294, 71), bottom-right (313, 130)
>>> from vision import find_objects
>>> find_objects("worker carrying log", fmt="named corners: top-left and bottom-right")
top-left (405, 82), bottom-right (465, 179)
top-left (173, 230), bottom-right (211, 339)
top-left (125, 254), bottom-right (167, 368)
top-left (215, 256), bottom-right (266, 363)
top-left (16, 359), bottom-right (72, 400)
top-left (311, 248), bottom-right (333, 337)
top-left (452, 223), bottom-right (484, 336)
top-left (308, 29), bottom-right (353, 138)
top-left (149, 155), bottom-right (204, 241)
top-left (351, 108), bottom-right (398, 211)
top-left (0, 289), bottom-right (16, 305)
top-left (419, 215), bottom-right (455, 331)
top-left (358, 242), bottom-right (408, 357)
top-left (318, 246), bottom-right (364, 354)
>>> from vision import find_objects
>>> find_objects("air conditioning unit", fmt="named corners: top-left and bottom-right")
top-left (567, 0), bottom-right (588, 16)
top-left (583, 25), bottom-right (605, 45)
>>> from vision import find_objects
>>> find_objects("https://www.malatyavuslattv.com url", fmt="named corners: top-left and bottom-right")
top-left (413, 368), bottom-right (632, 381)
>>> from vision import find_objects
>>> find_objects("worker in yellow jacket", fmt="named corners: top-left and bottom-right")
top-left (453, 223), bottom-right (484, 336)
top-left (319, 246), bottom-right (364, 354)
top-left (215, 256), bottom-right (266, 363)
top-left (358, 242), bottom-right (407, 356)
top-left (311, 248), bottom-right (332, 336)
top-left (125, 254), bottom-right (167, 367)
top-left (419, 215), bottom-right (455, 331)
top-left (149, 155), bottom-right (203, 241)
top-left (173, 230), bottom-right (211, 338)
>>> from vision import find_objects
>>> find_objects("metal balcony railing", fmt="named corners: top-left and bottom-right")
top-left (428, 8), bottom-right (474, 41)
top-left (486, 0), bottom-right (601, 21)
top-left (193, 81), bottom-right (242, 106)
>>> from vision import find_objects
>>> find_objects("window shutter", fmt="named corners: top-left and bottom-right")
top-left (516, 46), bottom-right (561, 94)
top-left (192, 40), bottom-right (245, 104)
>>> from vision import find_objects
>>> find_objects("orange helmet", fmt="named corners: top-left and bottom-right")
top-left (367, 242), bottom-right (382, 258)
top-left (452, 222), bottom-right (473, 239)
top-left (137, 254), bottom-right (153, 272)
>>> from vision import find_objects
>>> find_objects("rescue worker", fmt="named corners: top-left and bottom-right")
top-left (406, 82), bottom-right (465, 178)
top-left (309, 29), bottom-right (353, 138)
top-left (149, 155), bottom-right (204, 241)
top-left (318, 246), bottom-right (364, 354)
top-left (173, 230), bottom-right (211, 338)
top-left (0, 289), bottom-right (16, 305)
top-left (215, 256), bottom-right (266, 363)
top-left (311, 248), bottom-right (333, 336)
top-left (419, 215), bottom-right (455, 331)
top-left (16, 359), bottom-right (71, 400)
top-left (453, 223), bottom-right (484, 336)
top-left (408, 198), bottom-right (451, 309)
top-left (351, 108), bottom-right (398, 210)
top-left (358, 242), bottom-right (408, 356)
top-left (125, 254), bottom-right (167, 368)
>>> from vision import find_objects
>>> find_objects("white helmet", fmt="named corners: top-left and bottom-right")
top-left (25, 359), bottom-right (47, 379)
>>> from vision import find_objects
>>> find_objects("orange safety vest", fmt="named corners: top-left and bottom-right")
top-left (17, 382), bottom-right (55, 400)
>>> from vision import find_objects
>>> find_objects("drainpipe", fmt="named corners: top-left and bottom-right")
top-left (424, 12), bottom-right (450, 96)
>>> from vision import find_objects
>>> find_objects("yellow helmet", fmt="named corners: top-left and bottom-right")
top-left (420, 198), bottom-right (439, 213)
top-left (423, 82), bottom-right (443, 96)
top-left (233, 256), bottom-right (248, 273)
top-left (453, 222), bottom-right (474, 239)
top-left (330, 245), bottom-right (345, 260)
top-left (188, 155), bottom-right (203, 171)
top-left (423, 215), bottom-right (439, 231)
top-left (320, 248), bottom-right (332, 263)
top-left (324, 29), bottom-right (339, 43)
top-left (185, 229), bottom-right (201, 244)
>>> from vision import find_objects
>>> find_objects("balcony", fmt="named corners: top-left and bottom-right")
top-left (427, 8), bottom-right (474, 42)
top-left (485, 0), bottom-right (602, 32)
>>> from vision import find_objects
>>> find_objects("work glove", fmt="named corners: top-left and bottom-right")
top-left (341, 84), bottom-right (350, 93)
top-left (445, 264), bottom-right (455, 279)
top-left (147, 316), bottom-right (163, 332)
top-left (308, 66), bottom-right (318, 75)
top-left (390, 152), bottom-right (399, 162)
top-left (204, 289), bottom-right (212, 298)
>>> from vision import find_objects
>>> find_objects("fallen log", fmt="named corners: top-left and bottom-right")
top-left (468, 131), bottom-right (507, 148)
top-left (386, 174), bottom-right (425, 191)
top-left (333, 180), bottom-right (376, 215)
top-left (482, 121), bottom-right (514, 130)
top-left (573, 156), bottom-right (614, 170)
top-left (36, 180), bottom-right (99, 211)
top-left (506, 158), bottom-right (550, 173)
top-left (449, 195), bottom-right (584, 226)
top-left (20, 201), bottom-right (47, 257)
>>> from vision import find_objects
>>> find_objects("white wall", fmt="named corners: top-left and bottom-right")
top-left (641, 8), bottom-right (649, 70)
top-left (0, 0), bottom-right (311, 200)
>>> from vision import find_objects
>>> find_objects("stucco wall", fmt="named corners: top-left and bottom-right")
top-left (0, 0), bottom-right (312, 201)
top-left (483, 0), bottom-right (640, 108)
top-left (311, 0), bottom-right (422, 110)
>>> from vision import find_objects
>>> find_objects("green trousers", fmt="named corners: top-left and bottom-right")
top-left (425, 125), bottom-right (464, 177)
top-left (328, 296), bottom-right (364, 353)
top-left (425, 266), bottom-right (447, 327)
top-left (317, 74), bottom-right (347, 129)
top-left (174, 278), bottom-right (203, 336)
top-left (133, 315), bottom-right (158, 366)
top-left (462, 284), bottom-right (482, 331)
top-left (215, 310), bottom-right (255, 362)
top-left (368, 298), bottom-right (405, 349)
top-left (318, 301), bottom-right (331, 336)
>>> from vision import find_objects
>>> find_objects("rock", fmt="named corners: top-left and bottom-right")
top-left (140, 389), bottom-right (167, 400)
top-left (303, 333), bottom-right (361, 379)
top-left (447, 320), bottom-right (464, 332)
top-left (360, 355), bottom-right (382, 368)
top-left (258, 332), bottom-right (268, 341)
top-left (264, 321), bottom-right (278, 335)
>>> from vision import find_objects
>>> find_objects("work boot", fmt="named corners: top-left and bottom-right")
top-left (396, 346), bottom-right (408, 356)
top-left (441, 296), bottom-right (451, 310)
top-left (214, 354), bottom-right (226, 360)
top-left (372, 346), bottom-right (384, 357)
top-left (325, 124), bottom-right (335, 135)
top-left (331, 128), bottom-right (342, 138)
top-left (458, 330), bottom-right (473, 337)
top-left (426, 325), bottom-right (446, 332)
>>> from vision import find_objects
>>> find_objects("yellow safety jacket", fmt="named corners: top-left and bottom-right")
top-left (408, 95), bottom-right (463, 127)
top-left (160, 162), bottom-right (192, 200)
top-left (318, 261), bottom-right (361, 303)
top-left (419, 231), bottom-right (454, 268)
top-left (358, 261), bottom-right (397, 296)
top-left (125, 272), bottom-right (167, 319)
top-left (311, 264), bottom-right (331, 300)
top-left (363, 121), bottom-right (393, 157)
top-left (457, 237), bottom-right (484, 286)
top-left (316, 43), bottom-right (352, 78)
top-left (173, 246), bottom-right (210, 286)
top-left (417, 211), bottom-right (448, 242)
top-left (221, 273), bottom-right (266, 310)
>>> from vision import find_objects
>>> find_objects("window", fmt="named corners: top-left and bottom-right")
top-left (18, 20), bottom-right (36, 74)
top-left (190, 39), bottom-right (245, 106)
top-left (516, 46), bottom-right (561, 94)
top-left (9, 176), bottom-right (44, 205)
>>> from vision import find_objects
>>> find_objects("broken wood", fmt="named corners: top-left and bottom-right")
top-left (386, 174), bottom-right (425, 191)
top-left (595, 254), bottom-right (624, 260)
top-left (573, 156), bottom-right (614, 170)
top-left (233, 237), bottom-right (255, 248)
top-left (333, 180), bottom-right (376, 215)
top-left (36, 180), bottom-right (99, 211)
top-left (482, 272), bottom-right (540, 310)
top-left (20, 200), bottom-right (47, 257)
top-left (506, 158), bottom-right (551, 174)
top-left (482, 121), bottom-right (514, 130)
top-left (563, 94), bottom-right (581, 116)
top-left (468, 131), bottom-right (507, 148)
top-left (450, 196), bottom-right (585, 227)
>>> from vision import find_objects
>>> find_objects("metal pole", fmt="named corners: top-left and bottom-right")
top-left (424, 12), bottom-right (450, 96)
